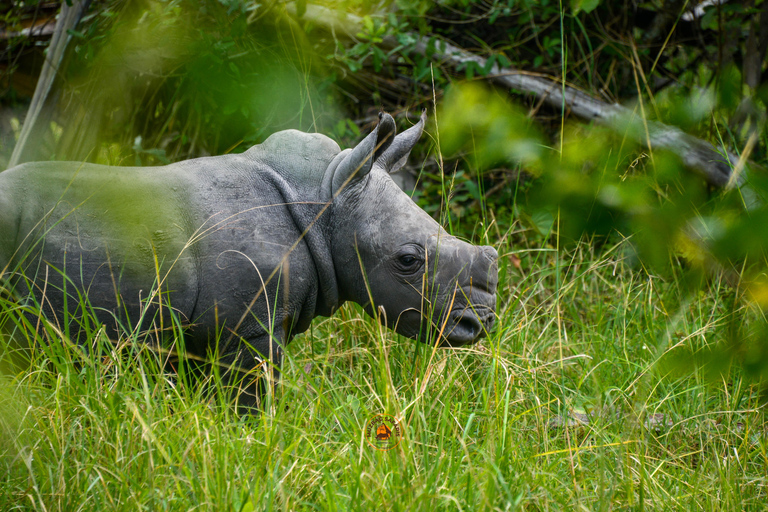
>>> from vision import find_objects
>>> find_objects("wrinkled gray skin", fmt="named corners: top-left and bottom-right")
top-left (0, 112), bottom-right (498, 411)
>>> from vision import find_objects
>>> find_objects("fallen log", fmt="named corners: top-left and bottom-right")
top-left (288, 2), bottom-right (751, 189)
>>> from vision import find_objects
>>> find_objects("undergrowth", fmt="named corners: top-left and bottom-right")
top-left (1, 229), bottom-right (766, 511)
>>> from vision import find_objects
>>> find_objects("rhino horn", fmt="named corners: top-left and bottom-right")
top-left (331, 112), bottom-right (396, 195)
top-left (374, 110), bottom-right (427, 174)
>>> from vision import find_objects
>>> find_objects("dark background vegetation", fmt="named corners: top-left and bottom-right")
top-left (2, 0), bottom-right (768, 386)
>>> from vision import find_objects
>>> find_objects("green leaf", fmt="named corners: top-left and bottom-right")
top-left (362, 15), bottom-right (374, 34)
top-left (571, 0), bottom-right (600, 14)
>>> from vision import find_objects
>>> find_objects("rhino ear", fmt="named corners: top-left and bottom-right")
top-left (331, 112), bottom-right (396, 196)
top-left (374, 110), bottom-right (426, 174)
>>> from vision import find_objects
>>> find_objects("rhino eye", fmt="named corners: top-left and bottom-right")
top-left (396, 253), bottom-right (423, 273)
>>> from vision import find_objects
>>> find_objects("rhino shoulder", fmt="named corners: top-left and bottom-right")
top-left (263, 129), bottom-right (340, 150)
top-left (244, 129), bottom-right (341, 189)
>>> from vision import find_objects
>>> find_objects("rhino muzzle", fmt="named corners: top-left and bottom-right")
top-left (443, 305), bottom-right (495, 346)
top-left (434, 245), bottom-right (499, 347)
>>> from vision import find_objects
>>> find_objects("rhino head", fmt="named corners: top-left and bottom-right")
top-left (325, 112), bottom-right (498, 346)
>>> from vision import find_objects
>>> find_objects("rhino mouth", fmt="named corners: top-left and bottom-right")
top-left (441, 306), bottom-right (495, 347)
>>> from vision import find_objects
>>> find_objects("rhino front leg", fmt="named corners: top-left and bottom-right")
top-left (217, 334), bottom-right (284, 415)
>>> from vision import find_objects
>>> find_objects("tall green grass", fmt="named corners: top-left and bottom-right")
top-left (1, 227), bottom-right (766, 511)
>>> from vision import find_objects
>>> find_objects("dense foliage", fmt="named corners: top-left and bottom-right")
top-left (2, 0), bottom-right (768, 508)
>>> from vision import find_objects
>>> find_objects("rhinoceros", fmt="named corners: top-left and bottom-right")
top-left (0, 111), bottom-right (498, 411)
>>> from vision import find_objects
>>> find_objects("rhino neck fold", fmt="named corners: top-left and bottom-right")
top-left (264, 172), bottom-right (339, 319)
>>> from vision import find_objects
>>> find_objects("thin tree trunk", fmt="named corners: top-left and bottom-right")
top-left (8, 0), bottom-right (91, 168)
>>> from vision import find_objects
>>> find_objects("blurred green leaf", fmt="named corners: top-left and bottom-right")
top-left (439, 83), bottom-right (543, 170)
top-left (571, 0), bottom-right (600, 15)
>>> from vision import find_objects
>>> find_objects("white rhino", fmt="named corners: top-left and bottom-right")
top-left (0, 112), bottom-right (498, 411)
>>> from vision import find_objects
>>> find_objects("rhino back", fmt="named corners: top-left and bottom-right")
top-left (0, 160), bottom-right (202, 331)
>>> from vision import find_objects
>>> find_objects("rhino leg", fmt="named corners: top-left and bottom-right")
top-left (215, 333), bottom-right (284, 415)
